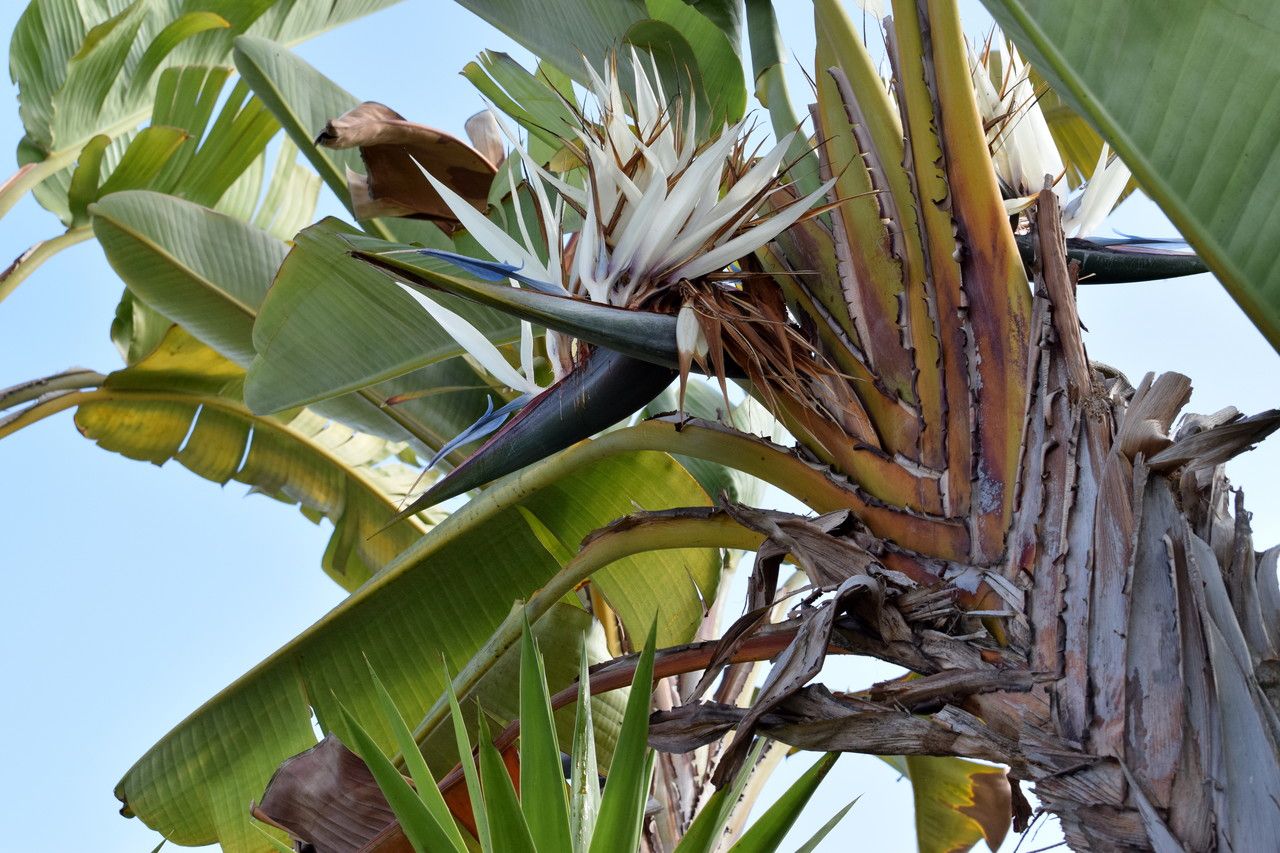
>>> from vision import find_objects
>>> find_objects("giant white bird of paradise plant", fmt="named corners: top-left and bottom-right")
top-left (337, 42), bottom-right (1208, 528)
top-left (362, 40), bottom-right (1191, 515)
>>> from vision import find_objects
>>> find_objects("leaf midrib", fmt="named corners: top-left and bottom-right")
top-left (91, 203), bottom-right (260, 323)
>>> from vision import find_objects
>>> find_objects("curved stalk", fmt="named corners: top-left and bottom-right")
top-left (0, 369), bottom-right (106, 414)
top-left (410, 510), bottom-right (765, 746)
top-left (599, 418), bottom-right (858, 512)
top-left (589, 418), bottom-right (970, 561)
top-left (0, 227), bottom-right (94, 304)
top-left (0, 388), bottom-right (103, 439)
top-left (0, 151), bottom-right (79, 221)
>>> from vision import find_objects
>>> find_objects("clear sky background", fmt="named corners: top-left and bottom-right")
top-left (0, 2), bottom-right (1276, 852)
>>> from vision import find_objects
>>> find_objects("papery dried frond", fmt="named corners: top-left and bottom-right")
top-left (316, 101), bottom-right (497, 232)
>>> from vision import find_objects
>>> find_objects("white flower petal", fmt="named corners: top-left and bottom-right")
top-left (546, 329), bottom-right (570, 381)
top-left (1065, 144), bottom-right (1131, 237)
top-left (1000, 46), bottom-right (1063, 195)
top-left (676, 301), bottom-right (708, 386)
top-left (575, 198), bottom-right (609, 302)
top-left (631, 53), bottom-right (678, 173)
top-left (478, 108), bottom-right (568, 289)
top-left (676, 303), bottom-right (708, 359)
top-left (632, 149), bottom-right (728, 277)
top-left (631, 46), bottom-right (660, 137)
top-left (582, 136), bottom-right (641, 209)
top-left (399, 282), bottom-right (541, 394)
top-left (647, 50), bottom-right (668, 112)
top-left (672, 178), bottom-right (836, 281)
top-left (608, 160), bottom-right (670, 297)
top-left (588, 59), bottom-right (634, 165)
top-left (1003, 194), bottom-right (1038, 215)
top-left (969, 50), bottom-right (1013, 187)
top-left (506, 163), bottom-right (539, 262)
top-left (679, 97), bottom-right (698, 170)
top-left (663, 132), bottom-right (793, 264)
top-left (520, 320), bottom-right (535, 384)
top-left (414, 157), bottom-right (554, 283)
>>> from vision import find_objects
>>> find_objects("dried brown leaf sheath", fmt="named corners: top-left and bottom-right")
top-left (316, 102), bottom-right (498, 231)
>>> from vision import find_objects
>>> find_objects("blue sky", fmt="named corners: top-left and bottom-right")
top-left (0, 2), bottom-right (1276, 852)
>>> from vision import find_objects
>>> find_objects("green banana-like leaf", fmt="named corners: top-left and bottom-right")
top-left (52, 62), bottom-right (310, 242)
top-left (462, 50), bottom-right (581, 156)
top-left (88, 190), bottom-right (507, 462)
top-left (90, 190), bottom-right (283, 364)
top-left (10, 0), bottom-right (401, 222)
top-left (73, 324), bottom-right (440, 586)
top-left (632, 0), bottom-right (746, 128)
top-left (116, 441), bottom-right (720, 851)
top-left (247, 221), bottom-right (518, 415)
top-left (4, 57), bottom-right (305, 298)
top-left (246, 138), bottom-right (323, 241)
top-left (94, 125), bottom-right (187, 196)
top-left (881, 754), bottom-right (1012, 853)
top-left (3, 50), bottom-right (334, 304)
top-left (134, 66), bottom-right (319, 229)
top-left (129, 10), bottom-right (232, 92)
top-left (153, 75), bottom-right (279, 209)
top-left (65, 132), bottom-right (111, 225)
top-left (681, 0), bottom-right (743, 57)
top-left (14, 0), bottom-right (162, 221)
top-left (980, 0), bottom-right (1280, 350)
top-left (231, 34), bottom-right (362, 212)
top-left (451, 0), bottom-right (647, 83)
top-left (451, 0), bottom-right (745, 126)
top-left (111, 288), bottom-right (172, 366)
top-left (66, 126), bottom-right (185, 227)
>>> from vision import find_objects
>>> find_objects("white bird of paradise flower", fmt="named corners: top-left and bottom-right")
top-left (969, 39), bottom-right (1133, 238)
top-left (400, 50), bottom-right (833, 404)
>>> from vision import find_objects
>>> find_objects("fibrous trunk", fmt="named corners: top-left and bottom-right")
top-left (983, 196), bottom-right (1280, 851)
top-left (650, 192), bottom-right (1280, 851)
